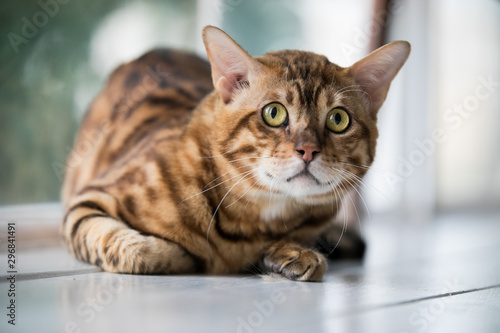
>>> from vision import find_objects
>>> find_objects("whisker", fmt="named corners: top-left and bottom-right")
top-left (339, 168), bottom-right (393, 206)
top-left (319, 169), bottom-right (339, 215)
top-left (335, 170), bottom-right (368, 240)
top-left (333, 86), bottom-right (364, 99)
top-left (179, 168), bottom-right (255, 205)
top-left (333, 168), bottom-right (371, 219)
top-left (244, 181), bottom-right (264, 214)
top-left (321, 168), bottom-right (369, 256)
top-left (334, 160), bottom-right (397, 206)
top-left (333, 84), bottom-right (360, 95)
top-left (333, 85), bottom-right (373, 106)
top-left (336, 160), bottom-right (393, 175)
top-left (206, 170), bottom-right (260, 243)
top-left (335, 169), bottom-right (366, 191)
top-left (242, 256), bottom-right (265, 275)
top-left (339, 176), bottom-right (366, 239)
top-left (268, 172), bottom-right (279, 211)
top-left (227, 156), bottom-right (272, 164)
top-left (281, 180), bottom-right (295, 231)
top-left (203, 162), bottom-right (262, 189)
top-left (200, 151), bottom-right (230, 159)
top-left (327, 181), bottom-right (349, 256)
top-left (225, 177), bottom-right (260, 208)
top-left (340, 180), bottom-right (362, 230)
top-left (319, 170), bottom-right (345, 250)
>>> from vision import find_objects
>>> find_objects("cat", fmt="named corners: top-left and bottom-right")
top-left (61, 26), bottom-right (410, 282)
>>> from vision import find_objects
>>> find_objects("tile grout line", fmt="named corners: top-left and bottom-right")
top-left (0, 267), bottom-right (103, 282)
top-left (331, 283), bottom-right (500, 318)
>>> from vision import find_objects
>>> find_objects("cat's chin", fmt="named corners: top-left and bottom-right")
top-left (260, 170), bottom-right (339, 199)
top-left (289, 181), bottom-right (339, 199)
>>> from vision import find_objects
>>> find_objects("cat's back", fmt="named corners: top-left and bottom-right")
top-left (62, 49), bottom-right (213, 203)
top-left (87, 48), bottom-right (213, 127)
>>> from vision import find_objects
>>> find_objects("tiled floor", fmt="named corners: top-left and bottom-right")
top-left (1, 205), bottom-right (499, 332)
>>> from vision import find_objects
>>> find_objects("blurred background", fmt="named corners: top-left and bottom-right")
top-left (1, 0), bottom-right (499, 219)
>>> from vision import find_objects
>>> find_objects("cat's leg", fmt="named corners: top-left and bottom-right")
top-left (62, 196), bottom-right (200, 274)
top-left (260, 241), bottom-right (327, 282)
top-left (316, 190), bottom-right (366, 259)
top-left (316, 223), bottom-right (366, 260)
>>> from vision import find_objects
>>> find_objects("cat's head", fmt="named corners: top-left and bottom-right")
top-left (202, 26), bottom-right (410, 204)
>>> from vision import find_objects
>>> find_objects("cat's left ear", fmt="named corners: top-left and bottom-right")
top-left (349, 41), bottom-right (411, 115)
top-left (202, 26), bottom-right (263, 104)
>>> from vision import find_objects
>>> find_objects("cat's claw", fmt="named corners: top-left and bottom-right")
top-left (263, 244), bottom-right (326, 282)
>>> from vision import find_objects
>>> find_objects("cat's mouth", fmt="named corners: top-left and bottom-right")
top-left (265, 168), bottom-right (336, 189)
top-left (286, 169), bottom-right (321, 185)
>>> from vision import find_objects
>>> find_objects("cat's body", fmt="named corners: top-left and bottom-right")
top-left (62, 26), bottom-right (410, 281)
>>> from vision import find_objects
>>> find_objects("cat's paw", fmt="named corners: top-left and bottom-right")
top-left (262, 244), bottom-right (326, 282)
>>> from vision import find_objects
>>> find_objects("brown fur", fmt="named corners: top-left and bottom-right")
top-left (61, 26), bottom-right (410, 281)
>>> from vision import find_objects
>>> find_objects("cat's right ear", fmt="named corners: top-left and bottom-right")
top-left (202, 26), bottom-right (262, 104)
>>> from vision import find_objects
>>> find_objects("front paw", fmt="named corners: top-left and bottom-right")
top-left (262, 244), bottom-right (326, 282)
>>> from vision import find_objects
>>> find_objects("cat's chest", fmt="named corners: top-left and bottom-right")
top-left (255, 196), bottom-right (320, 227)
top-left (255, 196), bottom-right (335, 233)
top-left (259, 198), bottom-right (298, 222)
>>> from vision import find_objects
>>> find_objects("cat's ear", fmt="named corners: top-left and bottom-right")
top-left (349, 41), bottom-right (411, 114)
top-left (202, 26), bottom-right (262, 103)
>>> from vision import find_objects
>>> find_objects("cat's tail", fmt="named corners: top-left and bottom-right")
top-left (61, 189), bottom-right (200, 274)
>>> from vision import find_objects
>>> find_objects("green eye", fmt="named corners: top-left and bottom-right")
top-left (262, 102), bottom-right (288, 127)
top-left (326, 108), bottom-right (350, 133)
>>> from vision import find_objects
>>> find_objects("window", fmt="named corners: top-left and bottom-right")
top-left (1, 0), bottom-right (498, 216)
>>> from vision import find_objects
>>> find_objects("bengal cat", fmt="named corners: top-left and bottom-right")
top-left (61, 26), bottom-right (410, 281)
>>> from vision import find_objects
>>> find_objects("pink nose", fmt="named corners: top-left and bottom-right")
top-left (295, 142), bottom-right (321, 164)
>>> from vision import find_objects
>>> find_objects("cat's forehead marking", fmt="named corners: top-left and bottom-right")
top-left (260, 50), bottom-right (348, 113)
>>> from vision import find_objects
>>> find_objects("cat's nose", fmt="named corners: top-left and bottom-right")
top-left (295, 142), bottom-right (321, 164)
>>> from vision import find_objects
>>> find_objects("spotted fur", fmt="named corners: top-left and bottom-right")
top-left (61, 26), bottom-right (410, 281)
